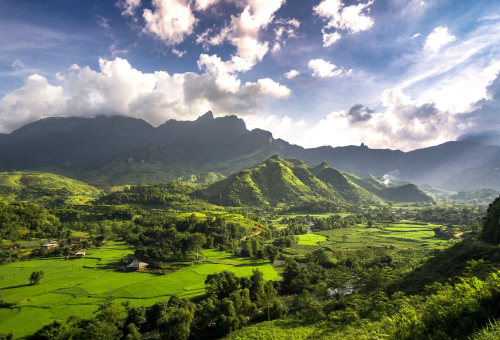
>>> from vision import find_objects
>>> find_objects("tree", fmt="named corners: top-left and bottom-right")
top-left (125, 324), bottom-right (141, 340)
top-left (259, 281), bottom-right (278, 331)
top-left (205, 271), bottom-right (240, 299)
top-left (157, 296), bottom-right (195, 340)
top-left (29, 271), bottom-right (44, 285)
top-left (249, 269), bottom-right (265, 300)
top-left (264, 245), bottom-right (279, 263)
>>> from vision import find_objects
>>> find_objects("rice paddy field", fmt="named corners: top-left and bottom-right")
top-left (316, 221), bottom-right (452, 253)
top-left (0, 242), bottom-right (278, 338)
top-left (296, 234), bottom-right (328, 245)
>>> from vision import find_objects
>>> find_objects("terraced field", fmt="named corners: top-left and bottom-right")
top-left (316, 222), bottom-right (452, 253)
top-left (0, 242), bottom-right (278, 338)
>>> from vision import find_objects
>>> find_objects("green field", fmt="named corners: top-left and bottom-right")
top-left (296, 234), bottom-right (328, 245)
top-left (0, 242), bottom-right (278, 338)
top-left (316, 223), bottom-right (451, 253)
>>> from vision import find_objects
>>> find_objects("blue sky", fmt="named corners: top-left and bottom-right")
top-left (1, 0), bottom-right (500, 151)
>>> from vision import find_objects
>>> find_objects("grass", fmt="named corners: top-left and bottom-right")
top-left (296, 234), bottom-right (327, 245)
top-left (0, 242), bottom-right (278, 338)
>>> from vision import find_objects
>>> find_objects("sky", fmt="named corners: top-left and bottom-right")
top-left (1, 0), bottom-right (500, 151)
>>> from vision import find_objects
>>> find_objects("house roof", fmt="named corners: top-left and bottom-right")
top-left (126, 261), bottom-right (148, 268)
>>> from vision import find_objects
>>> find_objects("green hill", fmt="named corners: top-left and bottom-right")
top-left (377, 184), bottom-right (435, 203)
top-left (202, 156), bottom-right (386, 207)
top-left (0, 171), bottom-right (102, 204)
top-left (311, 163), bottom-right (383, 204)
top-left (177, 172), bottom-right (226, 185)
top-left (344, 172), bottom-right (388, 192)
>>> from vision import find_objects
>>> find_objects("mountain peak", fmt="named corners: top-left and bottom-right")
top-left (196, 111), bottom-right (214, 121)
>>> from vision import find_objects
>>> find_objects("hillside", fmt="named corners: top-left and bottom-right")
top-left (344, 173), bottom-right (389, 192)
top-left (311, 162), bottom-right (383, 204)
top-left (201, 156), bottom-right (432, 207)
top-left (376, 184), bottom-right (435, 203)
top-left (0, 171), bottom-right (102, 203)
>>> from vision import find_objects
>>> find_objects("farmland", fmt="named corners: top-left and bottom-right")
top-left (316, 221), bottom-right (452, 253)
top-left (0, 242), bottom-right (278, 338)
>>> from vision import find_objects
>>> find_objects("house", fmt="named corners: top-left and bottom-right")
top-left (41, 240), bottom-right (58, 249)
top-left (389, 245), bottom-right (398, 250)
top-left (126, 261), bottom-right (148, 271)
top-left (75, 252), bottom-right (85, 257)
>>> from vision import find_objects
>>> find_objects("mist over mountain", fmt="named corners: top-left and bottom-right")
top-left (0, 112), bottom-right (499, 191)
top-left (458, 129), bottom-right (500, 146)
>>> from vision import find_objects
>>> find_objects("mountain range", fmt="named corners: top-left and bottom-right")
top-left (0, 111), bottom-right (498, 191)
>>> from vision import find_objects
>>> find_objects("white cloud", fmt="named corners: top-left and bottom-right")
top-left (196, 0), bottom-right (285, 73)
top-left (271, 42), bottom-right (281, 53)
top-left (424, 27), bottom-right (456, 52)
top-left (314, 0), bottom-right (374, 45)
top-left (322, 31), bottom-right (341, 47)
top-left (69, 64), bottom-right (80, 71)
top-left (96, 15), bottom-right (110, 28)
top-left (244, 114), bottom-right (306, 141)
top-left (11, 59), bottom-right (25, 70)
top-left (284, 70), bottom-right (299, 79)
top-left (308, 59), bottom-right (342, 78)
top-left (0, 74), bottom-right (65, 132)
top-left (117, 0), bottom-right (141, 16)
top-left (272, 18), bottom-right (300, 51)
top-left (195, 0), bottom-right (220, 11)
top-left (55, 72), bottom-right (65, 81)
top-left (110, 43), bottom-right (129, 56)
top-left (143, 0), bottom-right (198, 45)
top-left (412, 33), bottom-right (421, 38)
top-left (172, 48), bottom-right (187, 58)
top-left (0, 58), bottom-right (291, 132)
top-left (395, 20), bottom-right (500, 113)
top-left (255, 78), bottom-right (291, 98)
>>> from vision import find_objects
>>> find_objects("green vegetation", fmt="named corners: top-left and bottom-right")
top-left (0, 171), bottom-right (102, 205)
top-left (202, 156), bottom-right (433, 211)
top-left (0, 154), bottom-right (497, 340)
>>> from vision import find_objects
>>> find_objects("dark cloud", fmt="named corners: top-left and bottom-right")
top-left (346, 103), bottom-right (374, 123)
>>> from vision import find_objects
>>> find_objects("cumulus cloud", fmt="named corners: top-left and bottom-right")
top-left (0, 57), bottom-right (291, 133)
top-left (314, 0), bottom-right (374, 46)
top-left (195, 0), bottom-right (220, 11)
top-left (424, 27), bottom-right (456, 52)
top-left (284, 70), bottom-right (299, 79)
top-left (196, 0), bottom-right (286, 73)
top-left (172, 48), bottom-right (187, 57)
top-left (0, 74), bottom-right (65, 132)
top-left (322, 31), bottom-right (341, 47)
top-left (116, 0), bottom-right (141, 16)
top-left (143, 0), bottom-right (198, 45)
top-left (308, 59), bottom-right (342, 78)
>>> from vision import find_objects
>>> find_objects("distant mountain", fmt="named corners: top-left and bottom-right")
top-left (201, 156), bottom-right (432, 207)
top-left (458, 130), bottom-right (500, 146)
top-left (450, 189), bottom-right (500, 204)
top-left (440, 158), bottom-right (500, 191)
top-left (375, 184), bottom-right (434, 204)
top-left (0, 112), bottom-right (499, 191)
